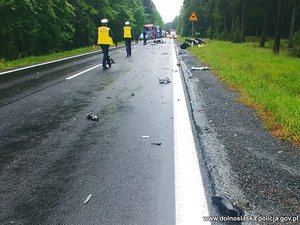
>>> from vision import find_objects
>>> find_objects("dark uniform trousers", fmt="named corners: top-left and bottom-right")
top-left (100, 44), bottom-right (111, 68)
top-left (124, 38), bottom-right (131, 56)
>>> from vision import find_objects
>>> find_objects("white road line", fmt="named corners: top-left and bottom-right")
top-left (0, 51), bottom-right (101, 76)
top-left (172, 45), bottom-right (210, 224)
top-left (65, 64), bottom-right (101, 80)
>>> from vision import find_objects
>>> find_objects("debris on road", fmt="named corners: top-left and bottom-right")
top-left (86, 112), bottom-right (99, 121)
top-left (212, 194), bottom-right (244, 217)
top-left (109, 57), bottom-right (115, 64)
top-left (154, 39), bottom-right (164, 44)
top-left (158, 77), bottom-right (171, 84)
top-left (180, 42), bottom-right (190, 49)
top-left (190, 66), bottom-right (210, 70)
top-left (131, 93), bottom-right (135, 96)
top-left (142, 136), bottom-right (150, 138)
top-left (84, 194), bottom-right (92, 204)
top-left (152, 142), bottom-right (162, 146)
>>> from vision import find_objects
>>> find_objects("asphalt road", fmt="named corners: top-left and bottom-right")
top-left (1, 38), bottom-right (299, 225)
top-left (0, 39), bottom-right (212, 225)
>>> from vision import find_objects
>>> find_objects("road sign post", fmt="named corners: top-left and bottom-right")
top-left (189, 12), bottom-right (198, 37)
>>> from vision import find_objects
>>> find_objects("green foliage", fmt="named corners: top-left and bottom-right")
top-left (175, 0), bottom-right (300, 51)
top-left (0, 0), bottom-right (160, 60)
top-left (231, 18), bottom-right (243, 43)
top-left (291, 31), bottom-right (300, 57)
top-left (188, 40), bottom-right (300, 140)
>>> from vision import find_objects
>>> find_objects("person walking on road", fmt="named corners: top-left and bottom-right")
top-left (142, 29), bottom-right (147, 45)
top-left (123, 21), bottom-right (134, 57)
top-left (93, 18), bottom-right (117, 70)
top-left (134, 32), bottom-right (140, 44)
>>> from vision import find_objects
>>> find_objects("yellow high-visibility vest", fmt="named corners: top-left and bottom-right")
top-left (97, 26), bottom-right (113, 45)
top-left (123, 26), bottom-right (132, 38)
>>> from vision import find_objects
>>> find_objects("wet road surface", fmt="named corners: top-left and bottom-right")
top-left (2, 38), bottom-right (299, 225)
top-left (0, 40), bottom-right (211, 225)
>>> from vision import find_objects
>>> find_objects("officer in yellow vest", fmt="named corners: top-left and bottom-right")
top-left (93, 19), bottom-right (117, 70)
top-left (123, 21), bottom-right (134, 57)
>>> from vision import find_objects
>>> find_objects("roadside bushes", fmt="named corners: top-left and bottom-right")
top-left (291, 31), bottom-right (300, 57)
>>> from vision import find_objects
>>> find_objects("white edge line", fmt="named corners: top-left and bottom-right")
top-left (172, 41), bottom-right (210, 225)
top-left (66, 64), bottom-right (101, 80)
top-left (0, 51), bottom-right (102, 76)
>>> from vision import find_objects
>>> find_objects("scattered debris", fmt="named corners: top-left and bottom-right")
top-left (185, 38), bottom-right (206, 46)
top-left (180, 42), bottom-right (191, 49)
top-left (158, 77), bottom-right (171, 84)
top-left (180, 38), bottom-right (206, 49)
top-left (142, 135), bottom-right (150, 138)
top-left (177, 63), bottom-right (181, 66)
top-left (152, 142), bottom-right (162, 146)
top-left (278, 151), bottom-right (283, 154)
top-left (109, 57), bottom-right (115, 64)
top-left (106, 96), bottom-right (112, 99)
top-left (131, 93), bottom-right (135, 96)
top-left (154, 39), bottom-right (164, 44)
top-left (86, 112), bottom-right (99, 121)
top-left (190, 66), bottom-right (210, 70)
top-left (212, 194), bottom-right (244, 217)
top-left (84, 194), bottom-right (92, 204)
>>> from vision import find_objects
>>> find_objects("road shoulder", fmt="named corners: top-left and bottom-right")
top-left (177, 46), bottom-right (300, 224)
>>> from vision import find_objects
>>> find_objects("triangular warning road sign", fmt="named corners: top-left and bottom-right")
top-left (189, 12), bottom-right (198, 21)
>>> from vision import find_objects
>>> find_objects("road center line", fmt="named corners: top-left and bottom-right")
top-left (172, 44), bottom-right (210, 225)
top-left (65, 64), bottom-right (101, 80)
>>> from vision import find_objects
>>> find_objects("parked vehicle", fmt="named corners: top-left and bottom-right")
top-left (170, 29), bottom-right (177, 39)
top-left (143, 24), bottom-right (162, 39)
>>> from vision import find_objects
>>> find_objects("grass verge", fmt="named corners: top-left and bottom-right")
top-left (0, 41), bottom-right (125, 72)
top-left (0, 47), bottom-right (99, 72)
top-left (186, 39), bottom-right (300, 145)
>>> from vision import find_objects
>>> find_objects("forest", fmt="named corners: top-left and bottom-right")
top-left (0, 0), bottom-right (163, 60)
top-left (172, 0), bottom-right (300, 56)
top-left (2, 0), bottom-right (300, 60)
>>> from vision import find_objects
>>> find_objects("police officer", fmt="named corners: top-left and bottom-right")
top-left (123, 21), bottom-right (134, 57)
top-left (93, 19), bottom-right (117, 70)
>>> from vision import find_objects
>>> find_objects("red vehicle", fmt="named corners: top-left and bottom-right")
top-left (144, 24), bottom-right (157, 39)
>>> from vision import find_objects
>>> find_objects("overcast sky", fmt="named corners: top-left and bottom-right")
top-left (152, 0), bottom-right (183, 23)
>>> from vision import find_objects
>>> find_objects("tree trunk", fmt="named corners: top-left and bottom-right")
top-left (209, 0), bottom-right (215, 40)
top-left (273, 0), bottom-right (283, 54)
top-left (260, 0), bottom-right (269, 47)
top-left (288, 4), bottom-right (296, 48)
top-left (241, 0), bottom-right (250, 42)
